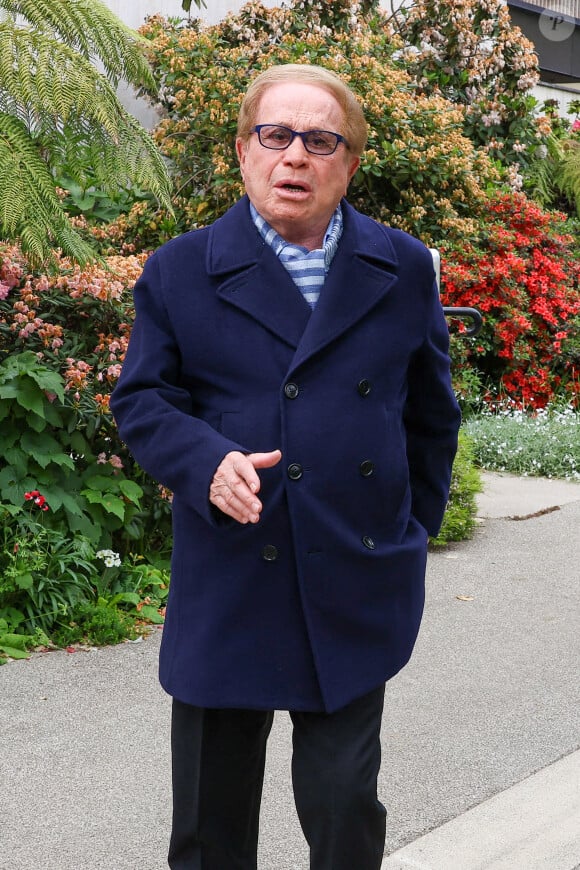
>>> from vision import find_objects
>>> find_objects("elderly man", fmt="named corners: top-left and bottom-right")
top-left (111, 63), bottom-right (461, 870)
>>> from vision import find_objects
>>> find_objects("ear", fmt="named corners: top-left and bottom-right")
top-left (347, 155), bottom-right (360, 187)
top-left (236, 137), bottom-right (246, 173)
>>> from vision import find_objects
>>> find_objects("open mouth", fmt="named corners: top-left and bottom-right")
top-left (280, 182), bottom-right (308, 192)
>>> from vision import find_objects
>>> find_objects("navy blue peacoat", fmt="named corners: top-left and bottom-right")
top-left (110, 197), bottom-right (461, 713)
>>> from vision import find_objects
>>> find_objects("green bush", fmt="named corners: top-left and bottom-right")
top-left (52, 600), bottom-right (138, 648)
top-left (0, 351), bottom-right (146, 548)
top-left (431, 430), bottom-right (482, 548)
top-left (0, 245), bottom-right (173, 555)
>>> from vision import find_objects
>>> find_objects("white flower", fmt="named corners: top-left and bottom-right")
top-left (96, 549), bottom-right (121, 568)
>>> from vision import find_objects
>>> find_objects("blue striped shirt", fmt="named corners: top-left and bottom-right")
top-left (250, 202), bottom-right (343, 309)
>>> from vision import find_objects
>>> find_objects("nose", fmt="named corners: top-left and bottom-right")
top-left (282, 135), bottom-right (309, 162)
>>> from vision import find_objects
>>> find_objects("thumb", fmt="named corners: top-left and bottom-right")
top-left (248, 450), bottom-right (282, 469)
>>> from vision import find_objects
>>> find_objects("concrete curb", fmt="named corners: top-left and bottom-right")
top-left (382, 750), bottom-right (580, 870)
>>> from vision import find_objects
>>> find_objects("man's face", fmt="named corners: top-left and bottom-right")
top-left (236, 82), bottom-right (360, 249)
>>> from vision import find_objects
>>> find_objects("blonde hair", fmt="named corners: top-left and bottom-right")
top-left (237, 64), bottom-right (368, 156)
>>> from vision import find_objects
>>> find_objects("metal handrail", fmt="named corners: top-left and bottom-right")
top-left (442, 306), bottom-right (483, 337)
top-left (430, 249), bottom-right (483, 337)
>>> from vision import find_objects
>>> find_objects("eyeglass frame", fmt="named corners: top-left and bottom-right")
top-left (250, 124), bottom-right (350, 156)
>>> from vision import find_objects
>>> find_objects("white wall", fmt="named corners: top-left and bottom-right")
top-left (535, 81), bottom-right (580, 115)
top-left (106, 0), bottom-right (278, 29)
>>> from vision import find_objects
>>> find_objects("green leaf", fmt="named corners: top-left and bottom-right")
top-left (0, 607), bottom-right (26, 628)
top-left (14, 572), bottom-right (34, 590)
top-left (6, 378), bottom-right (45, 417)
top-left (20, 431), bottom-right (75, 470)
top-left (4, 446), bottom-right (28, 476)
top-left (0, 643), bottom-right (30, 660)
top-left (0, 9), bottom-right (172, 266)
top-left (26, 412), bottom-right (48, 433)
top-left (83, 474), bottom-right (115, 492)
top-left (117, 478), bottom-right (143, 505)
top-left (0, 467), bottom-right (37, 505)
top-left (0, 633), bottom-right (29, 651)
top-left (138, 605), bottom-right (165, 624)
top-left (69, 430), bottom-right (89, 454)
top-left (66, 509), bottom-right (100, 541)
top-left (81, 490), bottom-right (126, 519)
top-left (113, 592), bottom-right (141, 606)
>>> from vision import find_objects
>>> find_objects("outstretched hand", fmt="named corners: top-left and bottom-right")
top-left (209, 450), bottom-right (282, 524)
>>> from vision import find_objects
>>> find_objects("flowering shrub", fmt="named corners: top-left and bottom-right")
top-left (440, 192), bottom-right (580, 407)
top-left (100, 0), bottom-right (498, 251)
top-left (464, 403), bottom-right (580, 480)
top-left (390, 0), bottom-right (542, 179)
top-left (0, 244), bottom-right (172, 555)
top-left (0, 486), bottom-right (168, 648)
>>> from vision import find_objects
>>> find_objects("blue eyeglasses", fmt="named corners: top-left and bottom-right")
top-left (251, 124), bottom-right (349, 155)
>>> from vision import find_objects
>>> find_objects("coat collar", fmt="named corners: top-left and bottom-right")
top-left (208, 196), bottom-right (400, 362)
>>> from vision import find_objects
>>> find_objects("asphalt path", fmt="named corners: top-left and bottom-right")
top-left (1, 473), bottom-right (579, 870)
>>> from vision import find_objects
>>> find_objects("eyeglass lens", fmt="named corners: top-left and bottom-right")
top-left (257, 125), bottom-right (340, 154)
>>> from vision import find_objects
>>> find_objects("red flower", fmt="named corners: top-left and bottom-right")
top-left (24, 490), bottom-right (50, 511)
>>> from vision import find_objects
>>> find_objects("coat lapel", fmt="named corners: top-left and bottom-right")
top-left (208, 197), bottom-right (310, 349)
top-left (289, 202), bottom-right (399, 373)
top-left (207, 197), bottom-right (399, 361)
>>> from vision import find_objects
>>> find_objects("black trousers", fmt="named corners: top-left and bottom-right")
top-left (168, 685), bottom-right (386, 870)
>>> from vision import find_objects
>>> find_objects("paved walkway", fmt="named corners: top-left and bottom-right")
top-left (0, 472), bottom-right (579, 870)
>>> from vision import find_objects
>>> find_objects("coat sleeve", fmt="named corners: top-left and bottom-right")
top-left (110, 252), bottom-right (248, 526)
top-left (404, 276), bottom-right (462, 537)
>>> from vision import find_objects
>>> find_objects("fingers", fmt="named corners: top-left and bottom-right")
top-left (249, 449), bottom-right (282, 471)
top-left (209, 450), bottom-right (281, 524)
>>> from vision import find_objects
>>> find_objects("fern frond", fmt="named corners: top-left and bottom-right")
top-left (524, 134), bottom-right (564, 207)
top-left (0, 0), bottom-right (156, 92)
top-left (0, 113), bottom-right (98, 266)
top-left (0, 2), bottom-right (173, 264)
top-left (1, 25), bottom-right (131, 136)
top-left (0, 24), bottom-right (172, 209)
top-left (558, 140), bottom-right (580, 217)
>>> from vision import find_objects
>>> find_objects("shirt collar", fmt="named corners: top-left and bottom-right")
top-left (250, 202), bottom-right (343, 271)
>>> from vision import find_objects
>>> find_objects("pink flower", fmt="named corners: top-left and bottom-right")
top-left (572, 119), bottom-right (580, 132)
top-left (0, 281), bottom-right (10, 300)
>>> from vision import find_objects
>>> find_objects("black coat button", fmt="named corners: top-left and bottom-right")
top-left (284, 382), bottom-right (299, 399)
top-left (357, 379), bottom-right (371, 397)
top-left (360, 460), bottom-right (375, 477)
top-left (287, 463), bottom-right (303, 480)
top-left (261, 544), bottom-right (278, 561)
top-left (362, 536), bottom-right (376, 550)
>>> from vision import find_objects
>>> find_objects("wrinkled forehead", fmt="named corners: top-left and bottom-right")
top-left (254, 82), bottom-right (346, 131)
